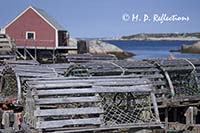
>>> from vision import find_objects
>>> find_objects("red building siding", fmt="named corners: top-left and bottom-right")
top-left (5, 8), bottom-right (56, 47)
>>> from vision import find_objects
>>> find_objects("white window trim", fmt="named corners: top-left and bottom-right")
top-left (26, 31), bottom-right (36, 40)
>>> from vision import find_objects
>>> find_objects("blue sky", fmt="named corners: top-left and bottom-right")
top-left (0, 0), bottom-right (199, 38)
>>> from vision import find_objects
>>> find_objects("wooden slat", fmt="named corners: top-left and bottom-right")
top-left (23, 75), bottom-right (145, 81)
top-left (14, 68), bottom-right (54, 73)
top-left (32, 85), bottom-right (152, 96)
top-left (27, 78), bottom-right (147, 84)
top-left (17, 72), bottom-right (56, 77)
top-left (34, 107), bottom-right (104, 117)
top-left (127, 68), bottom-right (160, 73)
top-left (164, 66), bottom-right (197, 71)
top-left (4, 60), bottom-right (39, 65)
top-left (55, 77), bottom-right (149, 82)
top-left (23, 74), bottom-right (164, 86)
top-left (151, 81), bottom-right (166, 86)
top-left (25, 74), bottom-right (162, 83)
top-left (51, 123), bottom-right (163, 133)
top-left (35, 96), bottom-right (100, 105)
top-left (94, 81), bottom-right (150, 86)
top-left (27, 78), bottom-right (151, 87)
top-left (29, 82), bottom-right (92, 89)
top-left (36, 117), bottom-right (101, 129)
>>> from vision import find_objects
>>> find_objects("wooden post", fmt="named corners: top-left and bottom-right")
top-left (35, 46), bottom-right (37, 61)
top-left (24, 46), bottom-right (27, 60)
top-left (173, 108), bottom-right (177, 122)
top-left (25, 49), bottom-right (37, 61)
top-left (13, 113), bottom-right (19, 131)
top-left (53, 49), bottom-right (55, 64)
top-left (184, 106), bottom-right (198, 125)
top-left (165, 108), bottom-right (168, 133)
top-left (35, 94), bottom-right (43, 133)
top-left (0, 110), bottom-right (2, 129)
top-left (16, 74), bottom-right (22, 102)
top-left (0, 74), bottom-right (3, 93)
top-left (4, 112), bottom-right (10, 129)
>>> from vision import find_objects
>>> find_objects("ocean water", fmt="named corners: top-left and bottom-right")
top-left (105, 40), bottom-right (200, 59)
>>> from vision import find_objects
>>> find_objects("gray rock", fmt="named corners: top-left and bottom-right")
top-left (181, 41), bottom-right (200, 54)
top-left (88, 40), bottom-right (134, 59)
top-left (88, 40), bottom-right (123, 54)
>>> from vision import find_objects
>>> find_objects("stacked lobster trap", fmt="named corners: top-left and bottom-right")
top-left (22, 75), bottom-right (161, 132)
top-left (151, 59), bottom-right (200, 97)
top-left (1, 58), bottom-right (200, 132)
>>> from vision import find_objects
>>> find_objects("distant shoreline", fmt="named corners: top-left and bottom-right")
top-left (116, 37), bottom-right (200, 41)
top-left (102, 38), bottom-right (200, 41)
top-left (100, 32), bottom-right (200, 41)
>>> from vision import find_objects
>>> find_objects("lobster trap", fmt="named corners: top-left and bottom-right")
top-left (22, 75), bottom-right (161, 132)
top-left (150, 59), bottom-right (200, 97)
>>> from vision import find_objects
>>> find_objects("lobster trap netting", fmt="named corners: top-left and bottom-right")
top-left (0, 65), bottom-right (17, 97)
top-left (169, 69), bottom-right (200, 97)
top-left (99, 92), bottom-right (157, 127)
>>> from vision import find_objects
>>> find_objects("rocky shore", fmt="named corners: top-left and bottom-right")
top-left (88, 40), bottom-right (134, 59)
top-left (69, 38), bottom-right (134, 59)
top-left (181, 41), bottom-right (200, 54)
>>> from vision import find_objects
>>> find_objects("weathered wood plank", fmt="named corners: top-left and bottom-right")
top-left (32, 85), bottom-right (152, 96)
top-left (126, 68), bottom-right (160, 73)
top-left (36, 117), bottom-right (101, 129)
top-left (26, 77), bottom-right (149, 84)
top-left (27, 79), bottom-right (151, 87)
top-left (25, 74), bottom-right (164, 85)
top-left (164, 66), bottom-right (200, 71)
top-left (14, 68), bottom-right (54, 73)
top-left (4, 112), bottom-right (10, 129)
top-left (29, 76), bottom-right (154, 82)
top-left (4, 60), bottom-right (39, 65)
top-left (47, 123), bottom-right (162, 133)
top-left (22, 75), bottom-right (147, 81)
top-left (34, 107), bottom-right (104, 117)
top-left (35, 96), bottom-right (100, 105)
top-left (16, 72), bottom-right (56, 77)
top-left (29, 82), bottom-right (92, 89)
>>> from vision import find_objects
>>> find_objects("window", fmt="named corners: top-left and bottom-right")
top-left (26, 32), bottom-right (35, 40)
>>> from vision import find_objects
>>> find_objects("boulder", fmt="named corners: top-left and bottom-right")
top-left (68, 38), bottom-right (134, 59)
top-left (181, 41), bottom-right (200, 54)
top-left (68, 37), bottom-right (77, 46)
top-left (88, 40), bottom-right (134, 59)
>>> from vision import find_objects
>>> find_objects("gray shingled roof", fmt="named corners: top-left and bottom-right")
top-left (32, 6), bottom-right (66, 31)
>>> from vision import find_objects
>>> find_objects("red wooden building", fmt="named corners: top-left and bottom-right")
top-left (3, 6), bottom-right (77, 61)
top-left (2, 6), bottom-right (77, 61)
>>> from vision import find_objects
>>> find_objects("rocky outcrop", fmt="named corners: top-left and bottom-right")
top-left (181, 41), bottom-right (200, 54)
top-left (68, 37), bottom-right (78, 46)
top-left (88, 40), bottom-right (134, 59)
top-left (68, 38), bottom-right (134, 59)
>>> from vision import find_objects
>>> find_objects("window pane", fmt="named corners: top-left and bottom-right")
top-left (27, 33), bottom-right (35, 39)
